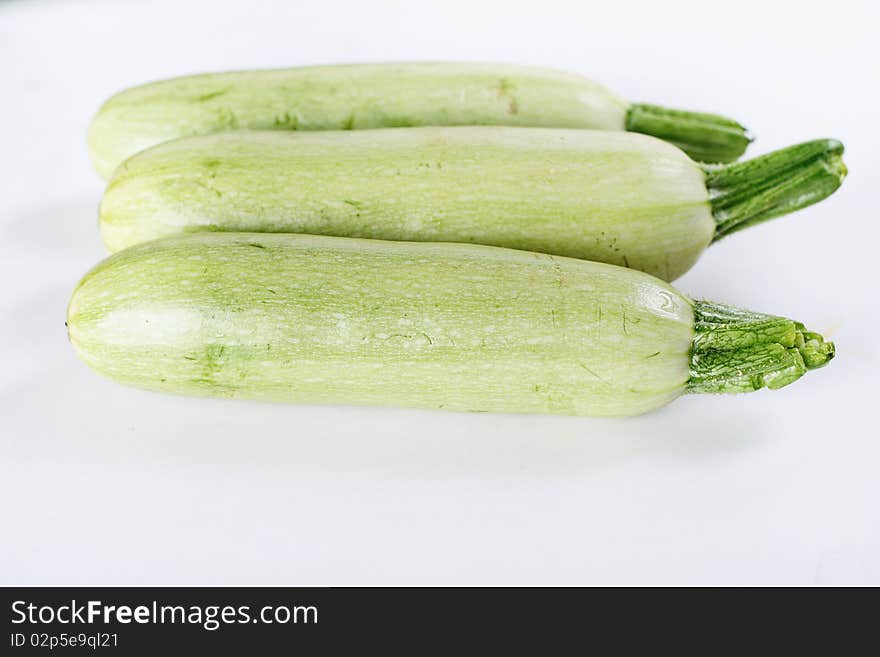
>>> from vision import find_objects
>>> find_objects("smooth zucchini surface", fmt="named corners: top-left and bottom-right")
top-left (100, 127), bottom-right (714, 281)
top-left (68, 232), bottom-right (694, 416)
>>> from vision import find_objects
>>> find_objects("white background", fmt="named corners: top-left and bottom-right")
top-left (1, 0), bottom-right (877, 585)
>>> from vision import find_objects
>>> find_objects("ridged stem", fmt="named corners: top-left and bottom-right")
top-left (625, 103), bottom-right (752, 163)
top-left (705, 139), bottom-right (847, 242)
top-left (687, 301), bottom-right (834, 394)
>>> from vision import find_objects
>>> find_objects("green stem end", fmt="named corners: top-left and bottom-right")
top-left (687, 301), bottom-right (835, 395)
top-left (625, 103), bottom-right (752, 163)
top-left (706, 138), bottom-right (847, 242)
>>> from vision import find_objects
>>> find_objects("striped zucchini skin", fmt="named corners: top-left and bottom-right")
top-left (100, 127), bottom-right (714, 281)
top-left (88, 63), bottom-right (631, 179)
top-left (67, 233), bottom-right (694, 417)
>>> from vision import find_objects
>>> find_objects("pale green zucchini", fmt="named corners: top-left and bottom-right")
top-left (67, 233), bottom-right (834, 417)
top-left (87, 62), bottom-right (752, 178)
top-left (99, 128), bottom-right (845, 281)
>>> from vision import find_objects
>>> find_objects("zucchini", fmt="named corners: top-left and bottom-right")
top-left (87, 62), bottom-right (752, 178)
top-left (67, 232), bottom-right (834, 417)
top-left (100, 128), bottom-right (845, 281)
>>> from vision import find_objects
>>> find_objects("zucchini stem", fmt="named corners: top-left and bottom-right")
top-left (687, 301), bottom-right (834, 394)
top-left (625, 103), bottom-right (752, 163)
top-left (706, 139), bottom-right (846, 242)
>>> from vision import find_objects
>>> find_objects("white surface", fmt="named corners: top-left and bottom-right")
top-left (1, 0), bottom-right (877, 585)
